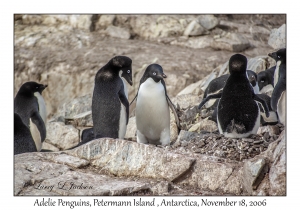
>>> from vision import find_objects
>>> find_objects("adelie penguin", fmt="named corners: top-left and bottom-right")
top-left (198, 54), bottom-right (270, 138)
top-left (202, 70), bottom-right (259, 123)
top-left (130, 64), bottom-right (180, 146)
top-left (92, 56), bottom-right (132, 139)
top-left (14, 82), bottom-right (48, 152)
top-left (269, 48), bottom-right (286, 125)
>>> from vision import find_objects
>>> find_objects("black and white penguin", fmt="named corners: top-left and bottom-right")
top-left (257, 66), bottom-right (275, 92)
top-left (14, 82), bottom-right (47, 151)
top-left (131, 64), bottom-right (179, 146)
top-left (256, 93), bottom-right (278, 125)
top-left (198, 54), bottom-right (270, 138)
top-left (269, 48), bottom-right (286, 125)
top-left (14, 113), bottom-right (37, 155)
top-left (92, 56), bottom-right (132, 139)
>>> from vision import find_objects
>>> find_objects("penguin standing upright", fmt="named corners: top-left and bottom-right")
top-left (14, 82), bottom-right (47, 151)
top-left (269, 48), bottom-right (286, 125)
top-left (92, 56), bottom-right (132, 139)
top-left (131, 64), bottom-right (179, 146)
top-left (198, 54), bottom-right (269, 138)
top-left (14, 113), bottom-right (37, 155)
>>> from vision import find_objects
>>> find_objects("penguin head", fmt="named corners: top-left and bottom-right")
top-left (246, 70), bottom-right (257, 88)
top-left (257, 71), bottom-right (270, 90)
top-left (268, 48), bottom-right (286, 63)
top-left (111, 56), bottom-right (133, 86)
top-left (144, 64), bottom-right (167, 83)
top-left (229, 54), bottom-right (247, 75)
top-left (18, 82), bottom-right (48, 96)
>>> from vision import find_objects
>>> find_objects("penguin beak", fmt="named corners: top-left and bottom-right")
top-left (128, 80), bottom-right (133, 86)
top-left (268, 52), bottom-right (275, 59)
top-left (41, 84), bottom-right (48, 90)
top-left (162, 73), bottom-right (167, 78)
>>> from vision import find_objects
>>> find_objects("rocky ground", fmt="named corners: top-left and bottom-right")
top-left (14, 14), bottom-right (286, 196)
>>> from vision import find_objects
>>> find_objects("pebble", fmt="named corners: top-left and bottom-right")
top-left (171, 128), bottom-right (279, 161)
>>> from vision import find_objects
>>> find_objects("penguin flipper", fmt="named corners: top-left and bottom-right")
top-left (270, 79), bottom-right (286, 112)
top-left (29, 111), bottom-right (46, 151)
top-left (118, 88), bottom-right (129, 124)
top-left (254, 94), bottom-right (270, 118)
top-left (129, 92), bottom-right (138, 106)
top-left (166, 95), bottom-right (180, 128)
top-left (198, 92), bottom-right (222, 110)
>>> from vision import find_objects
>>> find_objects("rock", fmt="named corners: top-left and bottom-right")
top-left (170, 110), bottom-right (179, 143)
top-left (21, 171), bottom-right (150, 196)
top-left (178, 155), bottom-right (242, 195)
top-left (151, 181), bottom-right (170, 195)
top-left (178, 106), bottom-right (200, 130)
top-left (219, 20), bottom-right (270, 35)
top-left (130, 15), bottom-right (188, 40)
top-left (176, 80), bottom-right (202, 96)
top-left (211, 33), bottom-right (250, 52)
top-left (176, 130), bottom-right (209, 143)
top-left (269, 150), bottom-right (286, 195)
top-left (170, 36), bottom-right (213, 49)
top-left (46, 122), bottom-right (79, 150)
top-left (243, 157), bottom-right (267, 194)
top-left (257, 125), bottom-right (280, 136)
top-left (14, 153), bottom-right (70, 195)
top-left (64, 94), bottom-right (92, 119)
top-left (199, 118), bottom-right (218, 132)
top-left (172, 94), bottom-right (200, 110)
top-left (268, 24), bottom-right (286, 49)
top-left (247, 56), bottom-right (269, 73)
top-left (65, 111), bottom-right (93, 127)
top-left (97, 15), bottom-right (115, 29)
top-left (198, 15), bottom-right (219, 30)
top-left (65, 138), bottom-right (195, 182)
top-left (189, 118), bottom-right (218, 133)
top-left (251, 130), bottom-right (286, 195)
top-left (106, 25), bottom-right (131, 39)
top-left (183, 20), bottom-right (208, 36)
top-left (41, 142), bottom-right (59, 152)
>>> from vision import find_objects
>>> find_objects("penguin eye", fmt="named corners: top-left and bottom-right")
top-left (261, 80), bottom-right (265, 83)
top-left (127, 70), bottom-right (130, 73)
top-left (153, 72), bottom-right (156, 75)
top-left (278, 55), bottom-right (281, 58)
top-left (36, 87), bottom-right (39, 89)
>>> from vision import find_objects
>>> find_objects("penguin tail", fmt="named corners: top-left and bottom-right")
top-left (226, 119), bottom-right (246, 134)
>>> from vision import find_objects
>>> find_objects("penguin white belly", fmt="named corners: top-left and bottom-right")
top-left (274, 60), bottom-right (281, 87)
top-left (29, 118), bottom-right (42, 151)
top-left (118, 74), bottom-right (128, 139)
top-left (34, 92), bottom-right (47, 123)
top-left (277, 91), bottom-right (286, 125)
top-left (259, 84), bottom-right (274, 94)
top-left (218, 103), bottom-right (260, 138)
top-left (136, 79), bottom-right (170, 143)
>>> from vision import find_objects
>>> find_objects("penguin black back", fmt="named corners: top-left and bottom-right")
top-left (92, 56), bottom-right (132, 139)
top-left (218, 54), bottom-right (260, 136)
top-left (14, 113), bottom-right (37, 155)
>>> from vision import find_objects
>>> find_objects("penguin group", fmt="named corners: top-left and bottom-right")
top-left (199, 48), bottom-right (286, 138)
top-left (14, 48), bottom-right (286, 154)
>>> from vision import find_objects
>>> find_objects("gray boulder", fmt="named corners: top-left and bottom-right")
top-left (268, 24), bottom-right (286, 49)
